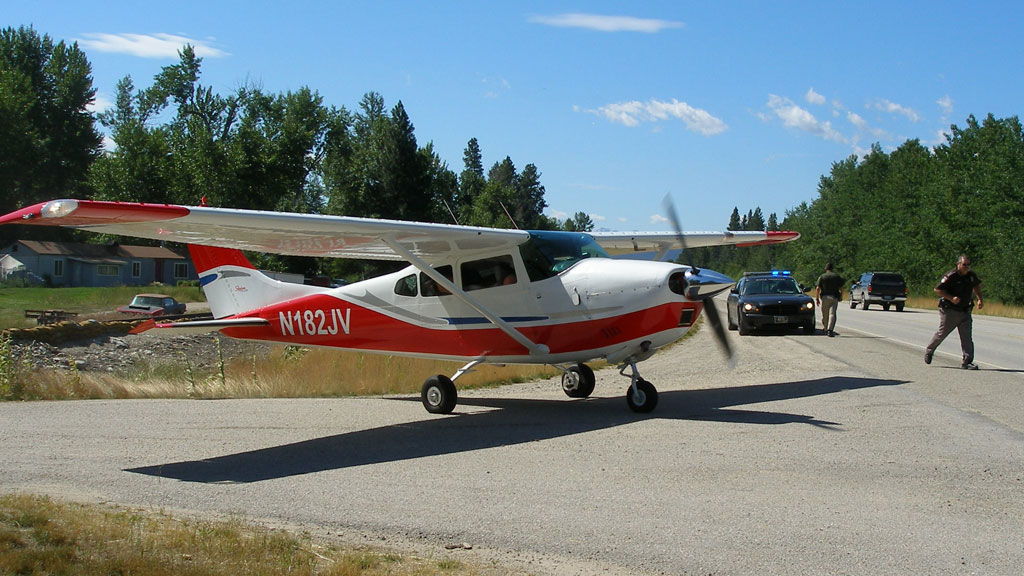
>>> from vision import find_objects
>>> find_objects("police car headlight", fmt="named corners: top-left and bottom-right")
top-left (802, 301), bottom-right (815, 311)
top-left (743, 303), bottom-right (757, 312)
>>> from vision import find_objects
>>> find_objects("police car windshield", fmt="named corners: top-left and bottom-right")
top-left (743, 277), bottom-right (802, 295)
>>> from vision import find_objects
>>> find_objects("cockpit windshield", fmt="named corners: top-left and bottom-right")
top-left (519, 231), bottom-right (610, 281)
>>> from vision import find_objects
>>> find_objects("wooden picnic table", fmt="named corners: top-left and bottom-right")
top-left (24, 309), bottom-right (79, 325)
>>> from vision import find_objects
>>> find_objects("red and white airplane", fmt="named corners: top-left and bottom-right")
top-left (1, 199), bottom-right (798, 414)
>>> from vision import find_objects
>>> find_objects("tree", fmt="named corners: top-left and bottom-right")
top-left (0, 25), bottom-right (101, 215)
top-left (457, 137), bottom-right (485, 219)
top-left (727, 207), bottom-right (742, 231)
top-left (564, 211), bottom-right (594, 232)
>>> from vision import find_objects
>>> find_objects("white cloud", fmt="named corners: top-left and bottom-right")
top-left (76, 33), bottom-right (229, 59)
top-left (589, 98), bottom-right (727, 135)
top-left (650, 214), bottom-right (670, 225)
top-left (766, 95), bottom-right (846, 143)
top-left (805, 87), bottom-right (826, 106)
top-left (847, 111), bottom-right (866, 130)
top-left (88, 93), bottom-right (113, 114)
top-left (937, 95), bottom-right (954, 117)
top-left (870, 98), bottom-right (920, 123)
top-left (590, 213), bottom-right (606, 222)
top-left (529, 13), bottom-right (684, 33)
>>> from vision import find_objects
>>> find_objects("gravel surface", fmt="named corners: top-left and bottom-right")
top-left (11, 331), bottom-right (270, 374)
top-left (2, 323), bottom-right (1023, 575)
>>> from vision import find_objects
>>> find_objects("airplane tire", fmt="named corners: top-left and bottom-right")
top-left (562, 363), bottom-right (596, 398)
top-left (422, 375), bottom-right (457, 414)
top-left (626, 379), bottom-right (658, 413)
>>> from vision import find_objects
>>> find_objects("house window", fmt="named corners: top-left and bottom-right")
top-left (97, 264), bottom-right (119, 276)
top-left (132, 261), bottom-right (142, 278)
top-left (54, 259), bottom-right (64, 277)
top-left (174, 263), bottom-right (188, 279)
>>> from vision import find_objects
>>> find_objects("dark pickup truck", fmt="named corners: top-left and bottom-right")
top-left (850, 272), bottom-right (907, 311)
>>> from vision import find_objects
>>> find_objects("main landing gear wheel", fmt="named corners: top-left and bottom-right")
top-left (421, 375), bottom-right (457, 414)
top-left (626, 378), bottom-right (658, 413)
top-left (562, 363), bottom-right (596, 398)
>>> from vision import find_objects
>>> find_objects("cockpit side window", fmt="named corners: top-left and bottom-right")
top-left (518, 231), bottom-right (610, 282)
top-left (420, 265), bottom-right (454, 297)
top-left (394, 274), bottom-right (418, 297)
top-left (461, 255), bottom-right (517, 291)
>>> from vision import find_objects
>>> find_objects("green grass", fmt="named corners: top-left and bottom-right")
top-left (0, 493), bottom-right (499, 576)
top-left (0, 284), bottom-right (205, 329)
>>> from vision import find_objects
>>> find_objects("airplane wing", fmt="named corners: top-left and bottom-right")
top-left (592, 230), bottom-right (800, 256)
top-left (1, 199), bottom-right (799, 261)
top-left (0, 199), bottom-right (529, 262)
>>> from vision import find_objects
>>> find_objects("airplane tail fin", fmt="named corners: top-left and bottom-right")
top-left (188, 245), bottom-right (324, 318)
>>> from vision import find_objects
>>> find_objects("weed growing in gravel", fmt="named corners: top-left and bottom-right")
top-left (0, 332), bottom-right (12, 398)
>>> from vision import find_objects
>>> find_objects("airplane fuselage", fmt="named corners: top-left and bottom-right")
top-left (219, 257), bottom-right (707, 365)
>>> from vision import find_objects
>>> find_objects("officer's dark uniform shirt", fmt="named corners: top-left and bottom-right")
top-left (816, 271), bottom-right (844, 297)
top-left (936, 268), bottom-right (981, 311)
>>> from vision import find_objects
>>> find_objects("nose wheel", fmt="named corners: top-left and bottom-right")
top-left (621, 361), bottom-right (658, 413)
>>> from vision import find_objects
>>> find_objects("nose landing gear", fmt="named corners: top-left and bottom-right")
top-left (621, 361), bottom-right (658, 413)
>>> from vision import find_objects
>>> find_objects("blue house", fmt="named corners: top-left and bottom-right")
top-left (0, 240), bottom-right (196, 287)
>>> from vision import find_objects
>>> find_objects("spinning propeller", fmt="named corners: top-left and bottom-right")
top-left (662, 195), bottom-right (735, 363)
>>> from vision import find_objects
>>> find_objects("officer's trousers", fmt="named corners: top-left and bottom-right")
top-left (926, 306), bottom-right (974, 364)
top-left (820, 295), bottom-right (839, 332)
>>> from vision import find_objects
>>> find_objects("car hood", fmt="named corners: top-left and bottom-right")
top-left (117, 305), bottom-right (164, 314)
top-left (739, 293), bottom-right (812, 305)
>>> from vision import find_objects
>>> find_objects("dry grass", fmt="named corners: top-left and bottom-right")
top-left (905, 295), bottom-right (1024, 319)
top-left (1, 334), bottom-right (562, 401)
top-left (0, 493), bottom-right (502, 575)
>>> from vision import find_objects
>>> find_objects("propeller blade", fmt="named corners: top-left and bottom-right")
top-left (663, 194), bottom-right (733, 363)
top-left (661, 195), bottom-right (698, 272)
top-left (702, 297), bottom-right (734, 363)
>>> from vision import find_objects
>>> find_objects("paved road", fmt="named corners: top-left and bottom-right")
top-left (2, 317), bottom-right (1023, 575)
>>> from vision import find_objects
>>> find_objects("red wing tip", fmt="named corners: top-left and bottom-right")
top-left (766, 230), bottom-right (800, 241)
top-left (0, 199), bottom-right (190, 227)
top-left (736, 230), bottom-right (801, 246)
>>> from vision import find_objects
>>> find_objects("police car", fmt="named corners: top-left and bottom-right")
top-left (726, 271), bottom-right (816, 335)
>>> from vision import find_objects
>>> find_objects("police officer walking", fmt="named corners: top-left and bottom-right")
top-left (815, 262), bottom-right (844, 337)
top-left (925, 255), bottom-right (983, 369)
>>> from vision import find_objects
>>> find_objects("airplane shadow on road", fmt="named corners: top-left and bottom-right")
top-left (126, 375), bottom-right (904, 483)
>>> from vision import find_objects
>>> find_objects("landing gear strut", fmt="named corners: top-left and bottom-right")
top-left (420, 360), bottom-right (481, 414)
top-left (621, 361), bottom-right (658, 413)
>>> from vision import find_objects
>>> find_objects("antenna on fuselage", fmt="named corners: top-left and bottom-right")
top-left (442, 198), bottom-right (461, 225)
top-left (498, 201), bottom-right (520, 229)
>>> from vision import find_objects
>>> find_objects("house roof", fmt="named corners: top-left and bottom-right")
top-left (9, 240), bottom-right (186, 260)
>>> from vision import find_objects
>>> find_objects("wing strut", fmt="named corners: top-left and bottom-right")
top-left (381, 237), bottom-right (550, 358)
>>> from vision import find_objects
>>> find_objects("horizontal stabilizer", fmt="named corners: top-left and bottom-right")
top-left (130, 317), bottom-right (270, 335)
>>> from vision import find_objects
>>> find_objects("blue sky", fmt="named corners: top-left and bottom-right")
top-left (6, 1), bottom-right (1023, 231)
